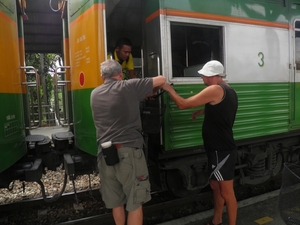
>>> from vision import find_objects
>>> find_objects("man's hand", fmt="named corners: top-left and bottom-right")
top-left (162, 83), bottom-right (174, 92)
top-left (192, 109), bottom-right (204, 120)
top-left (145, 93), bottom-right (157, 101)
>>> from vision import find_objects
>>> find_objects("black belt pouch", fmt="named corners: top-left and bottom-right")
top-left (102, 145), bottom-right (119, 166)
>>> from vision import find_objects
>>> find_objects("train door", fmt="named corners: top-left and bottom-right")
top-left (142, 3), bottom-right (161, 79)
top-left (293, 19), bottom-right (300, 127)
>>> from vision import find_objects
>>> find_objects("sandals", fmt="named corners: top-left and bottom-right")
top-left (206, 220), bottom-right (223, 225)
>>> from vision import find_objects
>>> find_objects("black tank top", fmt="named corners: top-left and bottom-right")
top-left (202, 83), bottom-right (238, 152)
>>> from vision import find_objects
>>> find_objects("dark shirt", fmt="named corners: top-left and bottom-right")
top-left (202, 83), bottom-right (238, 152)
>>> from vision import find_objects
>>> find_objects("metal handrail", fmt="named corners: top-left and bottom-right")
top-left (53, 66), bottom-right (70, 127)
top-left (148, 52), bottom-right (163, 144)
top-left (21, 66), bottom-right (42, 129)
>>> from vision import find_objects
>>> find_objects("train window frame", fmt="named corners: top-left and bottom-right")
top-left (294, 20), bottom-right (300, 70)
top-left (164, 16), bottom-right (226, 84)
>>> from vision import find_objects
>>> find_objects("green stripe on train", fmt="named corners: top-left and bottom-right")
top-left (0, 93), bottom-right (26, 173)
top-left (73, 82), bottom-right (296, 153)
top-left (145, 0), bottom-right (288, 23)
top-left (163, 82), bottom-right (290, 151)
top-left (72, 89), bottom-right (98, 156)
top-left (68, 0), bottom-right (104, 23)
top-left (0, 0), bottom-right (17, 22)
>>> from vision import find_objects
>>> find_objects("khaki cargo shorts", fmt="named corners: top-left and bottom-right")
top-left (97, 147), bottom-right (151, 211)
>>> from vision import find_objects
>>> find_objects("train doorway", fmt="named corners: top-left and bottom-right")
top-left (21, 65), bottom-right (70, 136)
top-left (105, 0), bottom-right (144, 78)
top-left (293, 19), bottom-right (300, 127)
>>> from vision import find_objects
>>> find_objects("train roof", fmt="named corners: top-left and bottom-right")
top-left (22, 0), bottom-right (62, 54)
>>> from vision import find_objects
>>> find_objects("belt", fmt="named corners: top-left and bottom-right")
top-left (115, 144), bottom-right (123, 149)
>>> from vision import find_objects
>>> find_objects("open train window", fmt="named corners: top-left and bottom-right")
top-left (170, 23), bottom-right (223, 78)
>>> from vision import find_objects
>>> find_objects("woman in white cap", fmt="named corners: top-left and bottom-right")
top-left (162, 60), bottom-right (238, 225)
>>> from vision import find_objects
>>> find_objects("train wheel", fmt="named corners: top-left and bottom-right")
top-left (165, 169), bottom-right (201, 198)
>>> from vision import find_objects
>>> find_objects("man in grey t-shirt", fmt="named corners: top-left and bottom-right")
top-left (90, 59), bottom-right (165, 225)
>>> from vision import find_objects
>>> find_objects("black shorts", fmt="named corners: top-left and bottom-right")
top-left (207, 149), bottom-right (237, 181)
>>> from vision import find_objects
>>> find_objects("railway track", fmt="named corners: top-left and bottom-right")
top-left (0, 174), bottom-right (282, 225)
top-left (0, 189), bottom-right (101, 213)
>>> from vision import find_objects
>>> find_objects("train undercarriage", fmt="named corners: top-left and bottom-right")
top-left (148, 131), bottom-right (300, 197)
top-left (1, 129), bottom-right (300, 200)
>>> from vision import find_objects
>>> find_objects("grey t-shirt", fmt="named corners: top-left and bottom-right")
top-left (90, 77), bottom-right (153, 153)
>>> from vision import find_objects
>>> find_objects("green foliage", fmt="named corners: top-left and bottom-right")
top-left (25, 53), bottom-right (62, 126)
top-left (25, 53), bottom-right (61, 105)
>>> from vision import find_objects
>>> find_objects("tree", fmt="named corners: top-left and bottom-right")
top-left (25, 53), bottom-right (61, 126)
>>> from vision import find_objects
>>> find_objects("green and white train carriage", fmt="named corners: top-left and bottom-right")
top-left (141, 0), bottom-right (300, 196)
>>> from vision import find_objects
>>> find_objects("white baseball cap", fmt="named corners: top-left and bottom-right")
top-left (198, 60), bottom-right (226, 77)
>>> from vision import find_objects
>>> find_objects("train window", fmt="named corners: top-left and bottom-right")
top-left (295, 20), bottom-right (300, 70)
top-left (170, 23), bottom-right (223, 77)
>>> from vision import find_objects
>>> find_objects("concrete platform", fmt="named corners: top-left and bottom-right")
top-left (157, 189), bottom-right (288, 225)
